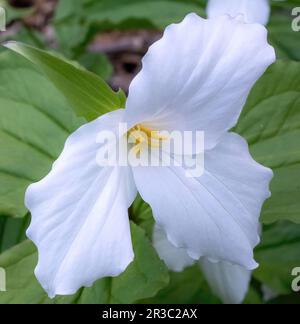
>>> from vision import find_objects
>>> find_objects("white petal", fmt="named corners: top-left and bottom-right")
top-left (153, 225), bottom-right (195, 272)
top-left (207, 0), bottom-right (270, 25)
top-left (153, 225), bottom-right (251, 304)
top-left (125, 13), bottom-right (275, 149)
top-left (200, 259), bottom-right (251, 304)
top-left (132, 133), bottom-right (272, 270)
top-left (153, 224), bottom-right (251, 303)
top-left (25, 110), bottom-right (137, 297)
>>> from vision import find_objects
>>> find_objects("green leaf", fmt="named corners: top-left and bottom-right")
top-left (3, 42), bottom-right (125, 121)
top-left (235, 60), bottom-right (300, 224)
top-left (271, 0), bottom-right (300, 9)
top-left (130, 195), bottom-right (154, 238)
top-left (54, 20), bottom-right (90, 59)
top-left (78, 52), bottom-right (113, 80)
top-left (269, 13), bottom-right (300, 61)
top-left (254, 221), bottom-right (300, 295)
top-left (54, 0), bottom-right (86, 21)
top-left (0, 223), bottom-right (169, 304)
top-left (243, 286), bottom-right (263, 305)
top-left (141, 265), bottom-right (220, 304)
top-left (0, 51), bottom-right (81, 218)
top-left (0, 214), bottom-right (29, 253)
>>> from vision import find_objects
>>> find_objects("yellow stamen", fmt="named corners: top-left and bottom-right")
top-left (127, 124), bottom-right (169, 153)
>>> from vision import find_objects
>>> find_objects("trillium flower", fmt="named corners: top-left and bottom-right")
top-left (207, 0), bottom-right (271, 25)
top-left (20, 13), bottom-right (275, 298)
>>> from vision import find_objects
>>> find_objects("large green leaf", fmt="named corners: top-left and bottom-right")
top-left (254, 221), bottom-right (300, 295)
top-left (3, 42), bottom-right (125, 121)
top-left (0, 51), bottom-right (82, 218)
top-left (0, 223), bottom-right (169, 304)
top-left (269, 13), bottom-right (300, 61)
top-left (236, 60), bottom-right (300, 224)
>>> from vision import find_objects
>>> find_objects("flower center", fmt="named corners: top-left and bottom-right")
top-left (127, 124), bottom-right (168, 155)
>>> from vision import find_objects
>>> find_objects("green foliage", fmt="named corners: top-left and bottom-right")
top-left (3, 42), bottom-right (125, 121)
top-left (130, 195), bottom-right (154, 238)
top-left (141, 265), bottom-right (220, 304)
top-left (0, 51), bottom-right (82, 218)
top-left (236, 60), bottom-right (300, 225)
top-left (254, 221), bottom-right (300, 295)
top-left (0, 214), bottom-right (29, 253)
top-left (269, 13), bottom-right (300, 61)
top-left (78, 52), bottom-right (113, 80)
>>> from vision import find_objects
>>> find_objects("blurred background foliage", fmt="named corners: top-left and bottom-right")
top-left (0, 0), bottom-right (299, 304)
top-left (1, 0), bottom-right (300, 89)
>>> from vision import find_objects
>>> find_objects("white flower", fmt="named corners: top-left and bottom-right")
top-left (25, 13), bottom-right (275, 298)
top-left (207, 0), bottom-right (270, 25)
top-left (153, 225), bottom-right (251, 304)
